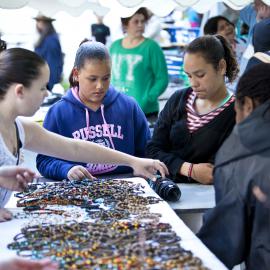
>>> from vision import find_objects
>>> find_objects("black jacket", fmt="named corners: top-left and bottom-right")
top-left (146, 88), bottom-right (235, 182)
top-left (198, 101), bottom-right (270, 269)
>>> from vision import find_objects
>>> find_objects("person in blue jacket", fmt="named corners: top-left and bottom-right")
top-left (36, 41), bottom-right (150, 181)
top-left (239, 1), bottom-right (270, 73)
top-left (240, 0), bottom-right (270, 45)
top-left (245, 18), bottom-right (270, 72)
top-left (34, 13), bottom-right (63, 91)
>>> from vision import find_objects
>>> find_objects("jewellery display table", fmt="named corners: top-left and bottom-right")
top-left (167, 183), bottom-right (215, 233)
top-left (169, 184), bottom-right (215, 214)
top-left (0, 178), bottom-right (227, 269)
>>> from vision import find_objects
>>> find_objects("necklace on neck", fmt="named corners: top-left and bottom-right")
top-left (218, 91), bottom-right (233, 107)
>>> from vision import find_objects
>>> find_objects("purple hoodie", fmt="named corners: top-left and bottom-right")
top-left (36, 85), bottom-right (150, 180)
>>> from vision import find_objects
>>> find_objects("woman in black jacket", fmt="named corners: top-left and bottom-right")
top-left (198, 63), bottom-right (270, 270)
top-left (146, 35), bottom-right (238, 184)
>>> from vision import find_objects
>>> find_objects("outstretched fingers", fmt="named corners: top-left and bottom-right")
top-left (153, 160), bottom-right (169, 178)
top-left (16, 171), bottom-right (34, 190)
top-left (68, 166), bottom-right (96, 181)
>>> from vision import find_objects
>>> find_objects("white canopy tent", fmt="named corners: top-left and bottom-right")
top-left (1, 0), bottom-right (268, 82)
top-left (1, 0), bottom-right (270, 17)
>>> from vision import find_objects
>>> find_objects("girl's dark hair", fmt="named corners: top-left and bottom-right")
top-left (121, 7), bottom-right (149, 33)
top-left (236, 63), bottom-right (270, 106)
top-left (69, 40), bottom-right (110, 87)
top-left (185, 35), bottom-right (239, 82)
top-left (203, 16), bottom-right (234, 35)
top-left (0, 48), bottom-right (46, 100)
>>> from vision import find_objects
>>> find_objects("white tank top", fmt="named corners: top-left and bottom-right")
top-left (0, 118), bottom-right (25, 207)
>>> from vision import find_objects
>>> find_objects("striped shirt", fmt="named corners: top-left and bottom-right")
top-left (186, 91), bottom-right (235, 133)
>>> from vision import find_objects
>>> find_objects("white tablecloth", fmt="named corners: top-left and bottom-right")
top-left (0, 178), bottom-right (227, 270)
top-left (169, 183), bottom-right (215, 213)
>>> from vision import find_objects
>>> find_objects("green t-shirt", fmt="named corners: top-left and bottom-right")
top-left (110, 38), bottom-right (168, 114)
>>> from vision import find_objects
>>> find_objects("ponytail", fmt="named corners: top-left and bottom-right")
top-left (215, 35), bottom-right (239, 82)
top-left (185, 35), bottom-right (239, 83)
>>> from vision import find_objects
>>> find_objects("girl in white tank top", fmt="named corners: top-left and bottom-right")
top-left (0, 118), bottom-right (25, 207)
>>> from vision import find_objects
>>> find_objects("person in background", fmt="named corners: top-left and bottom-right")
top-left (91, 12), bottom-right (110, 45)
top-left (203, 15), bottom-right (247, 64)
top-left (239, 0), bottom-right (270, 72)
top-left (36, 41), bottom-right (150, 181)
top-left (245, 18), bottom-right (270, 71)
top-left (240, 22), bottom-right (249, 38)
top-left (34, 13), bottom-right (63, 91)
top-left (0, 47), bottom-right (168, 209)
top-left (198, 63), bottom-right (270, 270)
top-left (240, 0), bottom-right (270, 44)
top-left (146, 35), bottom-right (238, 184)
top-left (110, 8), bottom-right (168, 121)
top-left (199, 3), bottom-right (239, 38)
top-left (186, 8), bottom-right (202, 28)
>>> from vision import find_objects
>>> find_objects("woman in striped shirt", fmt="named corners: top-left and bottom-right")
top-left (146, 35), bottom-right (239, 184)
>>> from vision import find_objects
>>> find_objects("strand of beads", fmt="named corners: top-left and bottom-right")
top-left (8, 221), bottom-right (209, 270)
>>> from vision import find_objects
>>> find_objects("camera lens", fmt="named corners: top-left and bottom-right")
top-left (149, 177), bottom-right (181, 202)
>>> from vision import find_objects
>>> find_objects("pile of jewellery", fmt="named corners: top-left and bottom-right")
top-left (15, 178), bottom-right (161, 208)
top-left (8, 220), bottom-right (209, 270)
top-left (14, 179), bottom-right (162, 223)
top-left (13, 205), bottom-right (89, 225)
top-left (8, 178), bottom-right (209, 269)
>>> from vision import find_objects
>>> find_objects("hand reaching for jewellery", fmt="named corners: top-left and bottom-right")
top-left (0, 166), bottom-right (36, 191)
top-left (67, 165), bottom-right (96, 180)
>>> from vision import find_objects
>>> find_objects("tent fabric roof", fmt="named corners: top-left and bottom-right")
top-left (1, 0), bottom-right (270, 17)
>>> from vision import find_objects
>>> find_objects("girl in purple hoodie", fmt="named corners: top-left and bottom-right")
top-left (37, 41), bottom-right (151, 181)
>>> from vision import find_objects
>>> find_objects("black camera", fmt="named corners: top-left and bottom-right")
top-left (148, 177), bottom-right (181, 202)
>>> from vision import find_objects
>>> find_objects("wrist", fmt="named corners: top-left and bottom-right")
top-left (180, 162), bottom-right (192, 177)
top-left (188, 163), bottom-right (194, 181)
top-left (127, 156), bottom-right (139, 168)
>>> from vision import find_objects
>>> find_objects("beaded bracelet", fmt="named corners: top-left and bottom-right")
top-left (9, 178), bottom-right (210, 270)
top-left (8, 220), bottom-right (208, 270)
top-left (188, 163), bottom-right (194, 181)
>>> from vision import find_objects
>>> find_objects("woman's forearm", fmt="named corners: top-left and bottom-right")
top-left (71, 139), bottom-right (138, 167)
top-left (25, 121), bottom-right (137, 168)
top-left (24, 121), bottom-right (168, 179)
